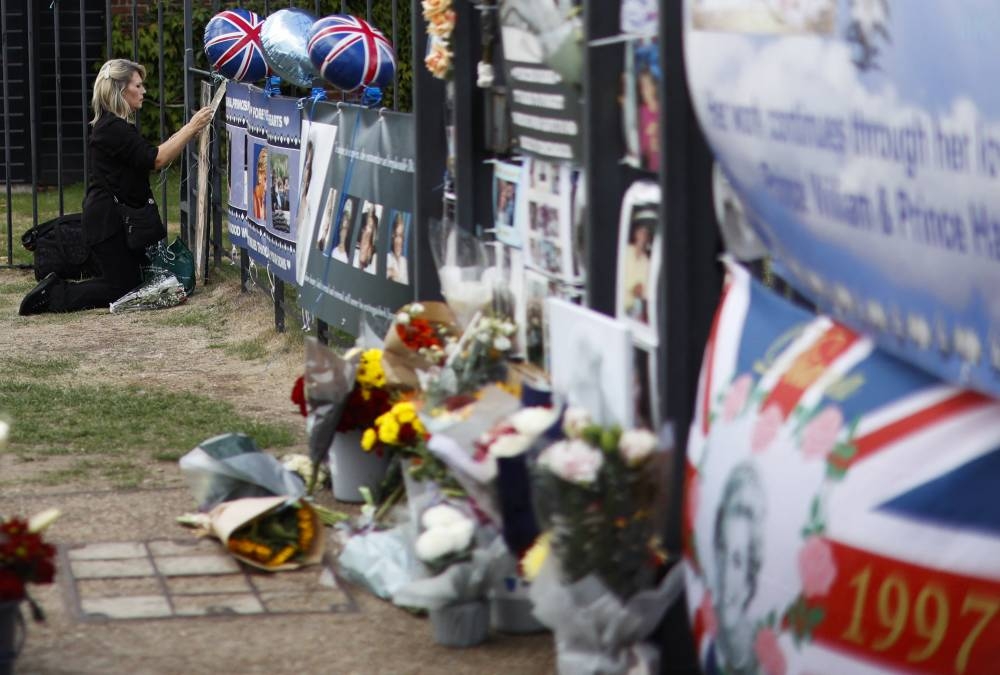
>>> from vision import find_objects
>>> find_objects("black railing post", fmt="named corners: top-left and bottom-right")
top-left (80, 0), bottom-right (90, 192)
top-left (27, 0), bottom-right (39, 230)
top-left (54, 1), bottom-right (65, 216)
top-left (159, 0), bottom-right (168, 225)
top-left (182, 0), bottom-right (195, 243)
top-left (1, 3), bottom-right (13, 266)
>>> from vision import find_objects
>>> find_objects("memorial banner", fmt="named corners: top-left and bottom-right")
top-left (686, 1), bottom-right (1000, 397)
top-left (239, 91), bottom-right (301, 283)
top-left (225, 82), bottom-right (250, 251)
top-left (299, 103), bottom-right (416, 333)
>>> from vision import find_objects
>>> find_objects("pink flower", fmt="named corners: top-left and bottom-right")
top-left (801, 406), bottom-right (843, 460)
top-left (751, 405), bottom-right (783, 454)
top-left (722, 375), bottom-right (753, 421)
top-left (798, 537), bottom-right (837, 598)
top-left (698, 591), bottom-right (717, 638)
top-left (754, 627), bottom-right (787, 675)
top-left (539, 439), bottom-right (604, 485)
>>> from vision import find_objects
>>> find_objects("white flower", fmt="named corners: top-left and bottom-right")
top-left (396, 311), bottom-right (411, 326)
top-left (410, 302), bottom-right (425, 314)
top-left (618, 429), bottom-right (658, 467)
top-left (508, 407), bottom-right (558, 436)
top-left (0, 420), bottom-right (8, 449)
top-left (421, 503), bottom-right (467, 530)
top-left (416, 504), bottom-right (475, 563)
top-left (493, 336), bottom-right (512, 352)
top-left (477, 332), bottom-right (491, 343)
top-left (561, 407), bottom-right (592, 439)
top-left (500, 322), bottom-right (516, 336)
top-left (489, 433), bottom-right (532, 458)
top-left (539, 439), bottom-right (604, 485)
top-left (28, 507), bottom-right (61, 533)
top-left (851, 0), bottom-right (887, 37)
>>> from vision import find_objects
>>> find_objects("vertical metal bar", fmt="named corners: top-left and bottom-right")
top-left (106, 0), bottom-right (112, 59)
top-left (392, 0), bottom-right (399, 110)
top-left (54, 1), bottom-right (65, 216)
top-left (131, 0), bottom-right (138, 61)
top-left (182, 0), bottom-right (194, 243)
top-left (159, 0), bottom-right (167, 224)
top-left (27, 0), bottom-right (39, 230)
top-left (1, 3), bottom-right (13, 265)
top-left (314, 0), bottom-right (320, 16)
top-left (211, 84), bottom-right (222, 269)
top-left (80, 0), bottom-right (90, 191)
top-left (340, 0), bottom-right (346, 15)
top-left (274, 277), bottom-right (285, 333)
top-left (366, 0), bottom-right (372, 22)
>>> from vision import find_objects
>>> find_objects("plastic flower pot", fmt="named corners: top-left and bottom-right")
top-left (429, 599), bottom-right (490, 647)
top-left (329, 430), bottom-right (390, 503)
top-left (0, 602), bottom-right (25, 675)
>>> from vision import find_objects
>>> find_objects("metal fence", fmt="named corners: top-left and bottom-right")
top-left (0, 0), bottom-right (408, 273)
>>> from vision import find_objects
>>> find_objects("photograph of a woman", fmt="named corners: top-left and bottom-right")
top-left (315, 187), bottom-right (338, 253)
top-left (386, 210), bottom-right (411, 285)
top-left (616, 180), bottom-right (661, 347)
top-left (18, 58), bottom-right (213, 315)
top-left (252, 145), bottom-right (268, 221)
top-left (622, 207), bottom-right (655, 323)
top-left (332, 196), bottom-right (357, 264)
top-left (353, 200), bottom-right (381, 275)
top-left (296, 139), bottom-right (315, 233)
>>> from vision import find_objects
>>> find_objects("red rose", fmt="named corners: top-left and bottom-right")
top-left (398, 423), bottom-right (417, 445)
top-left (32, 558), bottom-right (56, 584)
top-left (0, 569), bottom-right (25, 601)
top-left (290, 376), bottom-right (307, 417)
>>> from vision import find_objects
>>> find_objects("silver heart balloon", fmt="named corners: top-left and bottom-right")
top-left (260, 8), bottom-right (320, 88)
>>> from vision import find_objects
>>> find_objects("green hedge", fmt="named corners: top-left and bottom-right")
top-left (109, 1), bottom-right (413, 137)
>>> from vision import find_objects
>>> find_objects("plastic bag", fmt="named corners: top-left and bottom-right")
top-left (179, 433), bottom-right (306, 512)
top-left (145, 236), bottom-right (196, 295)
top-left (337, 523), bottom-right (425, 600)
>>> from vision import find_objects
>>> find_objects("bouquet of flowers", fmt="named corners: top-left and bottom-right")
top-left (523, 408), bottom-right (680, 675)
top-left (382, 302), bottom-right (461, 390)
top-left (422, 0), bottom-right (456, 80)
top-left (335, 348), bottom-right (393, 444)
top-left (184, 496), bottom-right (325, 571)
top-left (109, 273), bottom-right (187, 313)
top-left (1, 509), bottom-right (60, 621)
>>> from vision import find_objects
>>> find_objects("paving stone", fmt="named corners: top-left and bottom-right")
top-left (171, 594), bottom-right (264, 617)
top-left (80, 595), bottom-right (172, 620)
top-left (259, 591), bottom-right (350, 614)
top-left (148, 539), bottom-right (224, 557)
top-left (76, 577), bottom-right (163, 599)
top-left (155, 554), bottom-right (241, 577)
top-left (71, 557), bottom-right (155, 579)
top-left (68, 542), bottom-right (148, 560)
top-left (166, 574), bottom-right (254, 595)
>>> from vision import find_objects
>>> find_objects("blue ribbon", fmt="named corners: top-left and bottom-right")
top-left (361, 86), bottom-right (383, 108)
top-left (265, 75), bottom-right (281, 97)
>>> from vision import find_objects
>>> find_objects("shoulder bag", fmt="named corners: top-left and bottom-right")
top-left (99, 175), bottom-right (167, 250)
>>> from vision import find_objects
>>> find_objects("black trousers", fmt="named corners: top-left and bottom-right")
top-left (49, 229), bottom-right (145, 312)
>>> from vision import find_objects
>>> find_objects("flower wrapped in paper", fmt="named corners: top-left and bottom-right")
top-left (109, 273), bottom-right (187, 313)
top-left (193, 496), bottom-right (325, 571)
top-left (381, 302), bottom-right (461, 390)
top-left (0, 510), bottom-right (59, 622)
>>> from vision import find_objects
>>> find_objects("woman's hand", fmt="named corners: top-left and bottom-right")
top-left (189, 106), bottom-right (215, 133)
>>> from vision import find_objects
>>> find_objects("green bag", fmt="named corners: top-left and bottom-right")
top-left (145, 236), bottom-right (196, 295)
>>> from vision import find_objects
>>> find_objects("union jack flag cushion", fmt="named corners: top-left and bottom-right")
top-left (307, 15), bottom-right (396, 92)
top-left (204, 8), bottom-right (268, 83)
top-left (685, 262), bottom-right (1000, 675)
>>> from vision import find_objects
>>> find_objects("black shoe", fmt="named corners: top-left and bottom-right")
top-left (19, 273), bottom-right (60, 316)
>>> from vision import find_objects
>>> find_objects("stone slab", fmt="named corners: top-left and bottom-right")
top-left (148, 539), bottom-right (223, 557)
top-left (171, 594), bottom-right (264, 617)
top-left (154, 554), bottom-right (241, 577)
top-left (165, 575), bottom-right (254, 596)
top-left (68, 542), bottom-right (148, 560)
top-left (71, 557), bottom-right (155, 579)
top-left (80, 595), bottom-right (172, 620)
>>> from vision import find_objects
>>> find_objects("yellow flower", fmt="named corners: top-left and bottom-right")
top-left (397, 407), bottom-right (416, 424)
top-left (412, 417), bottom-right (426, 435)
top-left (378, 418), bottom-right (400, 445)
top-left (356, 349), bottom-right (386, 389)
top-left (520, 531), bottom-right (551, 581)
top-left (361, 428), bottom-right (377, 451)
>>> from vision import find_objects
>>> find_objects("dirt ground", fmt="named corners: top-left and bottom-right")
top-left (0, 265), bottom-right (555, 674)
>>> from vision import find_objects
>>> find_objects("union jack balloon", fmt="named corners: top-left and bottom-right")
top-left (203, 8), bottom-right (268, 82)
top-left (307, 15), bottom-right (397, 92)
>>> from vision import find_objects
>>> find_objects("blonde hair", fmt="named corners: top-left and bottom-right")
top-left (90, 59), bottom-right (146, 125)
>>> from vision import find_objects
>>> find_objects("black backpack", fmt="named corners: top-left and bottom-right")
top-left (21, 213), bottom-right (96, 281)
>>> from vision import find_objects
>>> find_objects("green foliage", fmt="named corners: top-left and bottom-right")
top-left (108, 0), bottom-right (413, 135)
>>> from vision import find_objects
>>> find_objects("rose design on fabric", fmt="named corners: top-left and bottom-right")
top-left (797, 537), bottom-right (837, 598)
top-left (801, 406), bottom-right (843, 460)
top-left (754, 627), bottom-right (787, 675)
top-left (751, 404), bottom-right (784, 454)
top-left (723, 374), bottom-right (753, 422)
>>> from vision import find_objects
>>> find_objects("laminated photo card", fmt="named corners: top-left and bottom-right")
top-left (517, 158), bottom-right (575, 282)
top-left (492, 160), bottom-right (523, 248)
top-left (545, 297), bottom-right (634, 428)
top-left (616, 180), bottom-right (662, 348)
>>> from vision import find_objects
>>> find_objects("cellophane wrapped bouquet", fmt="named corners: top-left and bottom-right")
top-left (524, 407), bottom-right (683, 675)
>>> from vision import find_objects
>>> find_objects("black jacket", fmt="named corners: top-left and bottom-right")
top-left (82, 112), bottom-right (158, 245)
